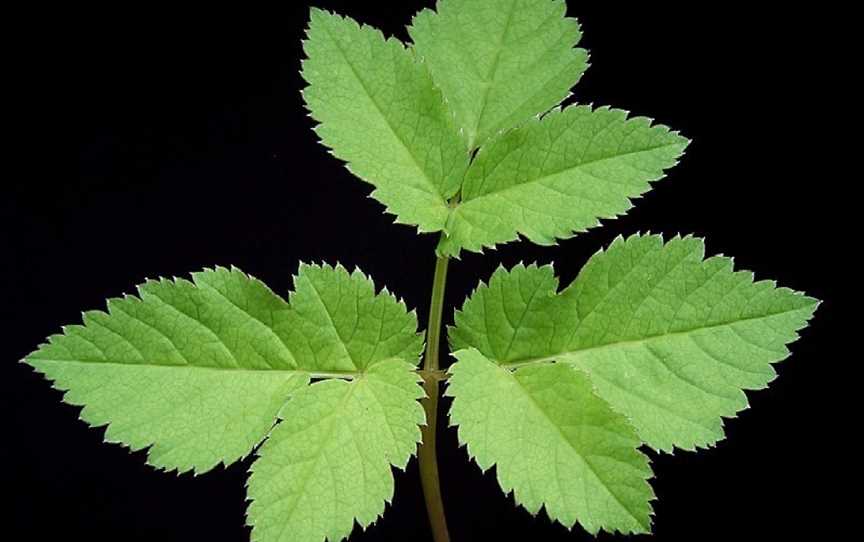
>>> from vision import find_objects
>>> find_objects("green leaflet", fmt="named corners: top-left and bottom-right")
top-left (447, 348), bottom-right (654, 534)
top-left (302, 9), bottom-right (468, 233)
top-left (286, 263), bottom-right (424, 372)
top-left (449, 234), bottom-right (819, 451)
top-left (410, 0), bottom-right (589, 150)
top-left (25, 265), bottom-right (424, 474)
top-left (438, 106), bottom-right (689, 255)
top-left (247, 358), bottom-right (424, 542)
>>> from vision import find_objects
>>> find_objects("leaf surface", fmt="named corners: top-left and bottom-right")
top-left (449, 234), bottom-right (818, 450)
top-left (302, 9), bottom-right (468, 233)
top-left (247, 358), bottom-right (424, 542)
top-left (410, 0), bottom-right (589, 150)
top-left (286, 263), bottom-right (424, 373)
top-left (26, 265), bottom-right (423, 473)
top-left (438, 106), bottom-right (688, 255)
top-left (447, 348), bottom-right (653, 534)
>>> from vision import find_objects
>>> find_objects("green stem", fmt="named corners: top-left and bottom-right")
top-left (424, 255), bottom-right (449, 371)
top-left (418, 253), bottom-right (450, 542)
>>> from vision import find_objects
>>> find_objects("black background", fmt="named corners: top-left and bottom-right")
top-left (2, 2), bottom-right (844, 541)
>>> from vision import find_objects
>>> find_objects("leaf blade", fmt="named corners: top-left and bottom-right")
top-left (303, 9), bottom-right (468, 233)
top-left (29, 359), bottom-right (309, 473)
top-left (410, 0), bottom-right (589, 149)
top-left (449, 234), bottom-right (819, 451)
top-left (25, 265), bottom-right (424, 473)
top-left (246, 359), bottom-right (425, 542)
top-left (286, 263), bottom-right (424, 372)
top-left (439, 106), bottom-right (689, 255)
top-left (447, 348), bottom-right (654, 534)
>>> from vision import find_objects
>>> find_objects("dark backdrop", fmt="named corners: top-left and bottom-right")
top-left (2, 2), bottom-right (843, 541)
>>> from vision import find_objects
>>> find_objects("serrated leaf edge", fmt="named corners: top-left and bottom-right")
top-left (449, 232), bottom-right (819, 454)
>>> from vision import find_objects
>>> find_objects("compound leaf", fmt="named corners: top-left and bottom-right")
top-left (410, 0), bottom-right (589, 150)
top-left (438, 106), bottom-right (688, 255)
top-left (449, 234), bottom-right (819, 451)
top-left (302, 9), bottom-right (468, 233)
top-left (447, 348), bottom-right (654, 534)
top-left (247, 358), bottom-right (424, 542)
top-left (25, 264), bottom-right (424, 474)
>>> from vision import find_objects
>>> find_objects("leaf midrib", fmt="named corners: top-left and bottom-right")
top-left (267, 379), bottom-right (359, 542)
top-left (27, 358), bottom-right (363, 381)
top-left (470, 0), bottom-right (518, 149)
top-left (502, 365), bottom-right (648, 530)
top-left (457, 139), bottom-right (683, 207)
top-left (303, 274), bottom-right (359, 370)
top-left (499, 305), bottom-right (811, 369)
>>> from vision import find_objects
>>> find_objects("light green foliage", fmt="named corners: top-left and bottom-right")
top-left (286, 263), bottom-right (424, 372)
top-left (247, 359), bottom-right (424, 542)
top-left (302, 2), bottom-right (687, 255)
top-left (410, 0), bottom-right (589, 150)
top-left (447, 348), bottom-right (653, 534)
top-left (25, 265), bottom-right (426, 541)
top-left (437, 106), bottom-right (688, 255)
top-left (25, 1), bottom-right (819, 539)
top-left (27, 267), bottom-right (304, 473)
top-left (302, 8), bottom-right (467, 233)
top-left (450, 234), bottom-right (819, 451)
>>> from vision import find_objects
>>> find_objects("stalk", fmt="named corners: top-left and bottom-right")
top-left (418, 252), bottom-right (450, 542)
